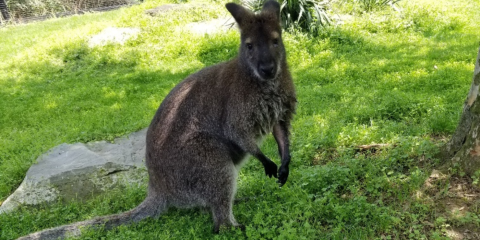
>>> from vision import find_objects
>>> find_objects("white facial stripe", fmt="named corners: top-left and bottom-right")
top-left (275, 61), bottom-right (282, 78)
top-left (249, 62), bottom-right (263, 80)
top-left (272, 31), bottom-right (279, 39)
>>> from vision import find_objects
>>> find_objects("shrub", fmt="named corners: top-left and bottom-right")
top-left (242, 0), bottom-right (331, 34)
top-left (355, 0), bottom-right (402, 12)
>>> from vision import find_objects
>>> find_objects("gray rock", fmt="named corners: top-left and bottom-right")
top-left (144, 3), bottom-right (207, 16)
top-left (144, 4), bottom-right (184, 16)
top-left (0, 128), bottom-right (148, 214)
top-left (183, 17), bottom-right (235, 35)
top-left (330, 14), bottom-right (354, 25)
top-left (88, 27), bottom-right (141, 47)
top-left (145, 3), bottom-right (235, 35)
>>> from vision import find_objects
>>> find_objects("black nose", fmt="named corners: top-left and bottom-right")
top-left (259, 62), bottom-right (275, 77)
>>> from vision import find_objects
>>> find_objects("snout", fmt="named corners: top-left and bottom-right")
top-left (259, 61), bottom-right (276, 80)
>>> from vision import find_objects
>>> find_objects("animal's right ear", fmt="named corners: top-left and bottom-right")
top-left (261, 0), bottom-right (281, 23)
top-left (226, 2), bottom-right (253, 28)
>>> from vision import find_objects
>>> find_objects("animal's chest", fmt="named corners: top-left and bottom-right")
top-left (251, 90), bottom-right (286, 136)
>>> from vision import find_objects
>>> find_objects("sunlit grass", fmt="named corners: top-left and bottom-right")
top-left (1, 0), bottom-right (480, 239)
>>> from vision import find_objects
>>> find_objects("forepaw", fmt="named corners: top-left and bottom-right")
top-left (277, 165), bottom-right (289, 186)
top-left (263, 160), bottom-right (278, 178)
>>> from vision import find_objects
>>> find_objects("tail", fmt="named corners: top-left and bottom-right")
top-left (18, 196), bottom-right (165, 240)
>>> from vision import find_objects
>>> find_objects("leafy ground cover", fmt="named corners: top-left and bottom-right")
top-left (1, 0), bottom-right (480, 239)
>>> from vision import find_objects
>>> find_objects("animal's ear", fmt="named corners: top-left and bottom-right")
top-left (226, 2), bottom-right (253, 27)
top-left (261, 0), bottom-right (281, 22)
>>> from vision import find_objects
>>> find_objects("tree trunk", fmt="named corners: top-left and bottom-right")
top-left (0, 0), bottom-right (9, 21)
top-left (442, 46), bottom-right (480, 175)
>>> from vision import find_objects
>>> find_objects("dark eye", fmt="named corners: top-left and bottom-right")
top-left (273, 39), bottom-right (279, 46)
top-left (246, 43), bottom-right (253, 50)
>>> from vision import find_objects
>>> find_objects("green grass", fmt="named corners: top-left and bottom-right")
top-left (1, 0), bottom-right (480, 239)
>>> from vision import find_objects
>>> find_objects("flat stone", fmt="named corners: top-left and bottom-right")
top-left (145, 4), bottom-right (235, 35)
top-left (183, 17), bottom-right (236, 35)
top-left (331, 14), bottom-right (354, 25)
top-left (144, 4), bottom-right (184, 16)
top-left (88, 27), bottom-right (141, 47)
top-left (0, 128), bottom-right (148, 214)
top-left (144, 3), bottom-right (207, 16)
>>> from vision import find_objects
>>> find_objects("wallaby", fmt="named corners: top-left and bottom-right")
top-left (18, 1), bottom-right (296, 239)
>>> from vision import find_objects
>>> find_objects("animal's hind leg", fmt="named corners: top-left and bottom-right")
top-left (207, 165), bottom-right (243, 233)
top-left (210, 196), bottom-right (237, 233)
top-left (183, 133), bottom-right (245, 232)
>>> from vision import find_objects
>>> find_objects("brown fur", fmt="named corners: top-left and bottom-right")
top-left (18, 1), bottom-right (296, 239)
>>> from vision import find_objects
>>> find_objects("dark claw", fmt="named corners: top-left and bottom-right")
top-left (277, 179), bottom-right (284, 187)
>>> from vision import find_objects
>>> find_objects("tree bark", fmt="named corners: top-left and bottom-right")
top-left (0, 0), bottom-right (9, 21)
top-left (442, 46), bottom-right (480, 174)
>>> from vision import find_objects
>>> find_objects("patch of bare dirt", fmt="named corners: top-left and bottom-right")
top-left (422, 170), bottom-right (480, 240)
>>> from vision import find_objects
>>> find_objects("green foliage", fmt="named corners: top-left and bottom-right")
top-left (281, 0), bottom-right (331, 33)
top-left (354, 0), bottom-right (402, 12)
top-left (242, 0), bottom-right (331, 34)
top-left (1, 0), bottom-right (480, 239)
top-left (472, 170), bottom-right (480, 186)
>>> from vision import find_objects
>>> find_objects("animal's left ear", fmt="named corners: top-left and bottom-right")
top-left (261, 0), bottom-right (281, 22)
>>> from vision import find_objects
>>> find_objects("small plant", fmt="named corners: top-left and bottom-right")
top-left (472, 170), bottom-right (480, 186)
top-left (242, 0), bottom-right (331, 34)
top-left (355, 0), bottom-right (402, 12)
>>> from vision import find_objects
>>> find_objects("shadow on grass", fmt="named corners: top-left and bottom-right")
top-left (1, 12), bottom-right (480, 239)
top-left (291, 26), bottom-right (478, 153)
top-left (0, 40), bottom-right (200, 200)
